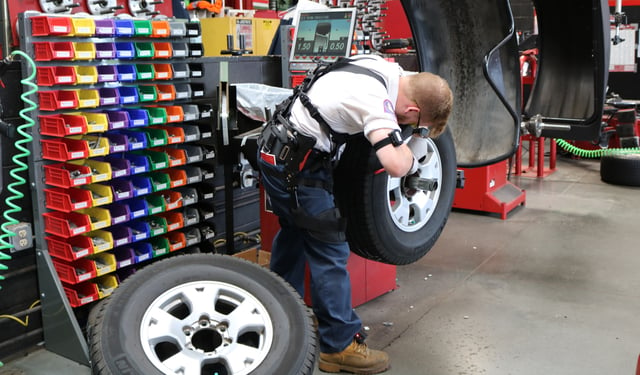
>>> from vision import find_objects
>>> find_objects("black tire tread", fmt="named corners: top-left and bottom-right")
top-left (600, 153), bottom-right (640, 187)
top-left (86, 253), bottom-right (317, 375)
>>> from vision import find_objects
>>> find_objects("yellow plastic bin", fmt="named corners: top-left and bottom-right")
top-left (70, 17), bottom-right (95, 37)
top-left (79, 207), bottom-right (112, 231)
top-left (76, 89), bottom-right (100, 108)
top-left (69, 158), bottom-right (112, 183)
top-left (73, 42), bottom-right (96, 60)
top-left (75, 66), bottom-right (98, 85)
top-left (83, 183), bottom-right (114, 207)
top-left (84, 230), bottom-right (115, 253)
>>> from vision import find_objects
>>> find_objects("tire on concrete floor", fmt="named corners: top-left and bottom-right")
top-left (334, 128), bottom-right (457, 265)
top-left (600, 153), bottom-right (640, 187)
top-left (87, 254), bottom-right (316, 375)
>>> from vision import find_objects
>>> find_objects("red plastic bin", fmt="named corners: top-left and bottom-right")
top-left (45, 187), bottom-right (92, 212)
top-left (41, 137), bottom-right (89, 161)
top-left (155, 84), bottom-right (176, 101)
top-left (166, 169), bottom-right (187, 188)
top-left (46, 235), bottom-right (94, 262)
top-left (33, 42), bottom-right (75, 61)
top-left (153, 64), bottom-right (173, 80)
top-left (159, 191), bottom-right (183, 211)
top-left (151, 20), bottom-right (171, 38)
top-left (159, 125), bottom-right (185, 144)
top-left (159, 211), bottom-right (184, 232)
top-left (44, 162), bottom-right (92, 188)
top-left (38, 90), bottom-right (79, 111)
top-left (53, 257), bottom-right (97, 284)
top-left (39, 114), bottom-right (87, 136)
top-left (30, 15), bottom-right (72, 36)
top-left (160, 147), bottom-right (187, 167)
top-left (166, 231), bottom-right (186, 252)
top-left (37, 66), bottom-right (76, 86)
top-left (64, 282), bottom-right (99, 307)
top-left (164, 106), bottom-right (184, 123)
top-left (43, 211), bottom-right (92, 238)
top-left (153, 42), bottom-right (173, 59)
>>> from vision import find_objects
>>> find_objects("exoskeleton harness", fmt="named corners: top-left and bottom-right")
top-left (258, 57), bottom-right (387, 189)
top-left (257, 57), bottom-right (387, 242)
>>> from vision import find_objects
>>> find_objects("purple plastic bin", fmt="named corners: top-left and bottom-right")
top-left (95, 42), bottom-right (116, 59)
top-left (94, 19), bottom-right (115, 37)
top-left (105, 110), bottom-right (129, 130)
top-left (114, 247), bottom-right (135, 268)
top-left (97, 65), bottom-right (117, 83)
top-left (105, 132), bottom-right (128, 154)
top-left (99, 87), bottom-right (120, 106)
top-left (108, 203), bottom-right (131, 226)
top-left (107, 225), bottom-right (133, 248)
top-left (102, 155), bottom-right (131, 179)
top-left (108, 179), bottom-right (134, 201)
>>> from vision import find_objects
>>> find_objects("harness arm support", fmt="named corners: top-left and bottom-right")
top-left (368, 128), bottom-right (415, 177)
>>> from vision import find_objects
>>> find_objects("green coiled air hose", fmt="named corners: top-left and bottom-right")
top-left (555, 138), bottom-right (640, 158)
top-left (0, 50), bottom-right (37, 285)
top-left (0, 49), bottom-right (37, 368)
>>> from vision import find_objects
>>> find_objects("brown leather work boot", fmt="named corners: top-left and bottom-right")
top-left (318, 337), bottom-right (390, 374)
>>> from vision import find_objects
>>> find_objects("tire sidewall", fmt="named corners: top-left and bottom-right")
top-left (335, 129), bottom-right (457, 265)
top-left (92, 254), bottom-right (313, 375)
top-left (366, 132), bottom-right (457, 263)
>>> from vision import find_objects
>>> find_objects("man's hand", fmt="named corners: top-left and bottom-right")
top-left (406, 136), bottom-right (431, 175)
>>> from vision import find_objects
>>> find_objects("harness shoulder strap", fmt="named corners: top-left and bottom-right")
top-left (303, 57), bottom-right (387, 91)
top-left (298, 58), bottom-right (388, 154)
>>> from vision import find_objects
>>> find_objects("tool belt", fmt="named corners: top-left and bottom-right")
top-left (258, 115), bottom-right (316, 169)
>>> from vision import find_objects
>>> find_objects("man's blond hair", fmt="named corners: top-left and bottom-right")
top-left (405, 72), bottom-right (453, 138)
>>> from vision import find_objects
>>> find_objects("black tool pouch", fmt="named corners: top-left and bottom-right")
top-left (259, 114), bottom-right (317, 172)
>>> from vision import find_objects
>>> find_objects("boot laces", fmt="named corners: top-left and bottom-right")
top-left (353, 341), bottom-right (369, 355)
top-left (353, 332), bottom-right (369, 355)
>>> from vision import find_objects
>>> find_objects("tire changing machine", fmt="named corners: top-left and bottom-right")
top-left (452, 160), bottom-right (526, 220)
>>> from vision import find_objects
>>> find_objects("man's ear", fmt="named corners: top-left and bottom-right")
top-left (405, 105), bottom-right (420, 115)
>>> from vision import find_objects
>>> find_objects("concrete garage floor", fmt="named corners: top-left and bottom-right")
top-left (314, 156), bottom-right (640, 375)
top-left (2, 156), bottom-right (639, 375)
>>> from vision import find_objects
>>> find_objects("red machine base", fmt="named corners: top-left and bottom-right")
top-left (513, 135), bottom-right (557, 178)
top-left (260, 187), bottom-right (397, 308)
top-left (453, 160), bottom-right (526, 220)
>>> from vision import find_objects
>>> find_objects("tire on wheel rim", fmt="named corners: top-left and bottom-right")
top-left (335, 129), bottom-right (457, 265)
top-left (87, 254), bottom-right (316, 375)
top-left (600, 153), bottom-right (640, 187)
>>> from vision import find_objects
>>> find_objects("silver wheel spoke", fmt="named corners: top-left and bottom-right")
top-left (391, 196), bottom-right (412, 226)
top-left (146, 306), bottom-right (186, 344)
top-left (179, 285), bottom-right (219, 322)
top-left (227, 299), bottom-right (267, 338)
top-left (161, 350), bottom-right (203, 375)
top-left (387, 138), bottom-right (442, 232)
top-left (223, 345), bottom-right (264, 374)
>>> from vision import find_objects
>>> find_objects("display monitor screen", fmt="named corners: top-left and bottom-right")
top-left (289, 8), bottom-right (357, 64)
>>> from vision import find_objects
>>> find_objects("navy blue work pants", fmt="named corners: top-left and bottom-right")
top-left (257, 153), bottom-right (361, 353)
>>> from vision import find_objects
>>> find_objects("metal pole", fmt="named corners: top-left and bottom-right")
top-left (1, 0), bottom-right (12, 58)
